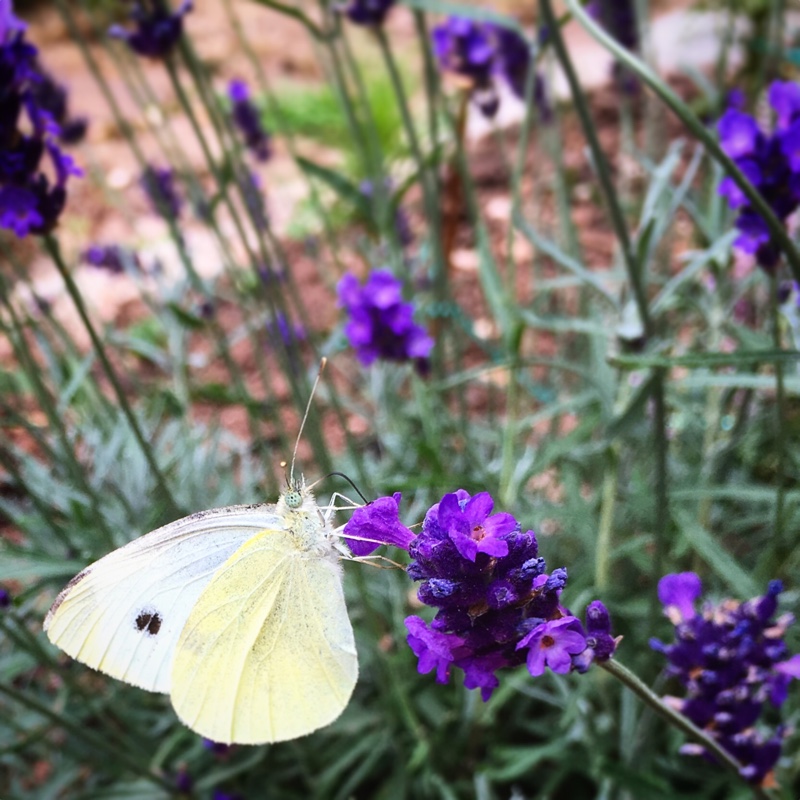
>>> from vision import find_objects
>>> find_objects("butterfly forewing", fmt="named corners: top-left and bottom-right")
top-left (170, 528), bottom-right (358, 744)
top-left (44, 505), bottom-right (286, 693)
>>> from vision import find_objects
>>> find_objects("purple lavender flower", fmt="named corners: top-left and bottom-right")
top-left (432, 19), bottom-right (546, 119)
top-left (0, 1), bottom-right (82, 237)
top-left (517, 616), bottom-right (587, 676)
top-left (265, 313), bottom-right (305, 348)
top-left (588, 0), bottom-right (638, 92)
top-left (433, 17), bottom-right (498, 116)
top-left (344, 492), bottom-right (414, 556)
top-left (337, 269), bottom-right (433, 371)
top-left (657, 571), bottom-right (702, 623)
top-left (340, 0), bottom-right (395, 27)
top-left (202, 738), bottom-right (234, 756)
top-left (83, 244), bottom-right (142, 274)
top-left (228, 79), bottom-right (271, 162)
top-left (174, 766), bottom-right (192, 793)
top-left (717, 81), bottom-right (800, 273)
top-left (0, 587), bottom-right (10, 609)
top-left (29, 62), bottom-right (87, 145)
top-left (345, 489), bottom-right (616, 699)
top-left (141, 165), bottom-right (182, 221)
top-left (650, 573), bottom-right (800, 786)
top-left (110, 1), bottom-right (192, 60)
top-left (240, 169), bottom-right (268, 231)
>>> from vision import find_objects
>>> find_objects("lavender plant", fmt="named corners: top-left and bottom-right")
top-left (2, 0), bottom-right (800, 797)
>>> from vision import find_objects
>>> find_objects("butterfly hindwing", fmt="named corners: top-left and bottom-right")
top-left (44, 505), bottom-right (286, 693)
top-left (170, 528), bottom-right (358, 744)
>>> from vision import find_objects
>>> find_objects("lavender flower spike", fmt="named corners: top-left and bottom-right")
top-left (340, 0), bottom-right (395, 27)
top-left (401, 489), bottom-right (615, 698)
top-left (651, 574), bottom-right (800, 785)
top-left (338, 270), bottom-right (433, 371)
top-left (717, 80), bottom-right (800, 272)
top-left (0, 0), bottom-right (82, 237)
top-left (109, 1), bottom-right (193, 60)
top-left (228, 79), bottom-right (271, 162)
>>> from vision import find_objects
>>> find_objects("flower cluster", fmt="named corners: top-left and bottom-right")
top-left (228, 79), bottom-right (271, 163)
top-left (432, 18), bottom-right (547, 119)
top-left (717, 81), bottom-right (800, 272)
top-left (340, 0), bottom-right (395, 28)
top-left (110, 1), bottom-right (192, 60)
top-left (141, 164), bottom-right (182, 221)
top-left (344, 491), bottom-right (616, 699)
top-left (0, 0), bottom-right (82, 237)
top-left (650, 572), bottom-right (800, 785)
top-left (337, 269), bottom-right (433, 371)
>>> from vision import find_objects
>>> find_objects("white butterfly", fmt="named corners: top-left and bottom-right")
top-left (44, 481), bottom-right (358, 745)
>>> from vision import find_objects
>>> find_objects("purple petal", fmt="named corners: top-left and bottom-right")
top-left (463, 491), bottom-right (494, 525)
top-left (657, 572), bottom-right (702, 621)
top-left (343, 493), bottom-right (414, 556)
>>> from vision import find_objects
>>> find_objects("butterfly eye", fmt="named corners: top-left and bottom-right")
top-left (285, 490), bottom-right (303, 509)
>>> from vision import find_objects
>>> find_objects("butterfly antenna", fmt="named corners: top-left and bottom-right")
top-left (309, 471), bottom-right (369, 505)
top-left (290, 358), bottom-right (327, 486)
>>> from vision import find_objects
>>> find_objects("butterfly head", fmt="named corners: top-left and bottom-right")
top-left (284, 483), bottom-right (304, 510)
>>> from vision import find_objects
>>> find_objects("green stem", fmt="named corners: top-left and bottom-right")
top-left (595, 449), bottom-right (618, 592)
top-left (651, 371), bottom-right (669, 626)
top-left (562, 0), bottom-right (800, 283)
top-left (599, 659), bottom-right (774, 800)
top-left (770, 274), bottom-right (786, 567)
top-left (539, 0), bottom-right (650, 336)
top-left (44, 236), bottom-right (179, 517)
top-left (374, 28), bottom-right (446, 291)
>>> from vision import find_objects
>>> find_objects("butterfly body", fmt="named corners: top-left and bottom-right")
top-left (44, 485), bottom-right (358, 744)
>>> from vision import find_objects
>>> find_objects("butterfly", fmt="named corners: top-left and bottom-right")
top-left (44, 480), bottom-right (358, 745)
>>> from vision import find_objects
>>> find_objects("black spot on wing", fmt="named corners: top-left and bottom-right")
top-left (135, 609), bottom-right (162, 636)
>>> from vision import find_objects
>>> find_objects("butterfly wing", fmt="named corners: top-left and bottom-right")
top-left (170, 529), bottom-right (358, 744)
top-left (44, 505), bottom-right (285, 693)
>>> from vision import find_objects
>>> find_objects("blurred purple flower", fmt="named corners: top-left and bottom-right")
top-left (83, 244), bottom-right (142, 275)
top-left (0, 1), bottom-right (82, 237)
top-left (651, 574), bottom-right (799, 785)
top-left (432, 18), bottom-right (547, 119)
top-left (266, 313), bottom-right (305, 347)
top-left (337, 269), bottom-right (433, 371)
top-left (717, 82), bottom-right (800, 272)
top-left (202, 738), bottom-right (234, 756)
top-left (29, 62), bottom-right (87, 145)
top-left (588, 0), bottom-right (638, 92)
top-left (340, 0), bottom-right (395, 27)
top-left (141, 165), bottom-right (182, 221)
top-left (110, 1), bottom-right (192, 60)
top-left (228, 79), bottom-right (271, 162)
top-left (240, 169), bottom-right (268, 231)
top-left (0, 587), bottom-right (10, 609)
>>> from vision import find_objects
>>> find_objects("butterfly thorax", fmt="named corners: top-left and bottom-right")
top-left (277, 486), bottom-right (334, 555)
